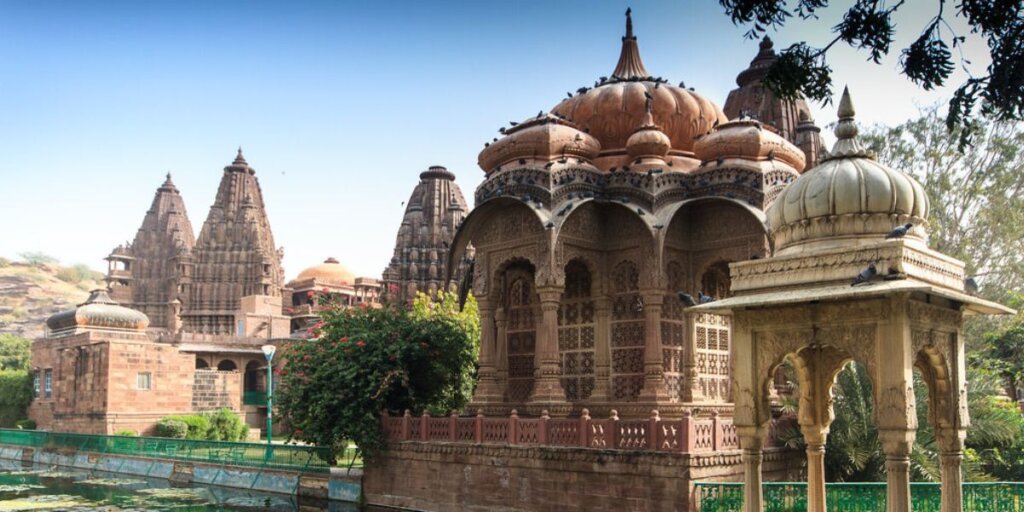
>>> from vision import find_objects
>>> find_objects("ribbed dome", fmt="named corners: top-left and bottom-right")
top-left (548, 10), bottom-right (726, 156)
top-left (294, 257), bottom-right (356, 287)
top-left (767, 88), bottom-right (929, 254)
top-left (46, 289), bottom-right (149, 335)
top-left (694, 119), bottom-right (806, 172)
top-left (478, 115), bottom-right (601, 172)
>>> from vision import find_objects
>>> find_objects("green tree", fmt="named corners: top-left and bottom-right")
top-left (0, 334), bottom-right (31, 372)
top-left (0, 370), bottom-right (32, 427)
top-left (861, 109), bottom-right (1024, 300)
top-left (275, 297), bottom-right (478, 461)
top-left (719, 0), bottom-right (1024, 148)
top-left (17, 252), bottom-right (58, 267)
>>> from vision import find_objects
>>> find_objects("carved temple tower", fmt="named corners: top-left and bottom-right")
top-left (105, 173), bottom-right (195, 330)
top-left (724, 37), bottom-right (825, 167)
top-left (382, 165), bottom-right (469, 304)
top-left (180, 149), bottom-right (286, 335)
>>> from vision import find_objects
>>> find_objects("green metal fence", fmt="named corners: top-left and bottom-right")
top-left (242, 391), bottom-right (269, 406)
top-left (0, 428), bottom-right (332, 474)
top-left (695, 482), bottom-right (1024, 511)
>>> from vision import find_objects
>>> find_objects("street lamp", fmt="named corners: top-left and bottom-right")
top-left (261, 344), bottom-right (276, 447)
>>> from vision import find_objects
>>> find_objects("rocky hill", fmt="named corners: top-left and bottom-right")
top-left (0, 259), bottom-right (104, 339)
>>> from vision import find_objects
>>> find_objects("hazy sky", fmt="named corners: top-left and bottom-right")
top-left (0, 1), bottom-right (989, 279)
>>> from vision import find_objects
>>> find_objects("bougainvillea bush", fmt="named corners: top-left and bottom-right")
top-left (275, 292), bottom-right (478, 461)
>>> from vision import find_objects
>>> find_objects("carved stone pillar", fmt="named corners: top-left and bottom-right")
top-left (592, 297), bottom-right (612, 402)
top-left (738, 427), bottom-right (765, 512)
top-left (472, 300), bottom-right (502, 403)
top-left (494, 308), bottom-right (508, 395)
top-left (801, 428), bottom-right (828, 512)
top-left (639, 291), bottom-right (669, 402)
top-left (879, 430), bottom-right (915, 512)
top-left (530, 287), bottom-right (568, 406)
top-left (937, 428), bottom-right (966, 512)
top-left (680, 312), bottom-right (704, 403)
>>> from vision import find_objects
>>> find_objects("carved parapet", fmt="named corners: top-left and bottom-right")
top-left (729, 239), bottom-right (965, 294)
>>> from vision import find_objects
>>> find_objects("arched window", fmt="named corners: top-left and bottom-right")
top-left (217, 359), bottom-right (237, 371)
top-left (195, 358), bottom-right (210, 370)
top-left (700, 261), bottom-right (732, 300)
top-left (504, 263), bottom-right (536, 403)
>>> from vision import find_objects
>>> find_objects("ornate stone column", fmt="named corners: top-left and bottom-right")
top-left (879, 430), bottom-right (915, 512)
top-left (472, 299), bottom-right (502, 403)
top-left (937, 428), bottom-right (966, 512)
top-left (592, 297), bottom-right (612, 402)
top-left (639, 291), bottom-right (669, 402)
top-left (494, 308), bottom-right (508, 392)
top-left (738, 427), bottom-right (765, 512)
top-left (530, 286), bottom-right (568, 407)
top-left (801, 428), bottom-right (828, 512)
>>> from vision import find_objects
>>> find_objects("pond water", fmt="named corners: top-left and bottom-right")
top-left (0, 460), bottom-right (363, 511)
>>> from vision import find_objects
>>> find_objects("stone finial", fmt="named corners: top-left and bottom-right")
top-left (625, 7), bottom-right (633, 39)
top-left (650, 409), bottom-right (660, 420)
top-left (612, 7), bottom-right (649, 79)
top-left (610, 409), bottom-right (619, 420)
top-left (234, 146), bottom-right (248, 166)
top-left (541, 409), bottom-right (550, 420)
top-left (580, 408), bottom-right (591, 420)
top-left (829, 87), bottom-right (868, 157)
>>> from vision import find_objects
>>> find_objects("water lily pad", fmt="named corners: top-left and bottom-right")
top-left (0, 486), bottom-right (43, 494)
top-left (0, 494), bottom-right (95, 510)
top-left (78, 478), bottom-right (147, 487)
top-left (135, 487), bottom-right (211, 502)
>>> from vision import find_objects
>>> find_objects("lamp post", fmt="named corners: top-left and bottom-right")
top-left (261, 344), bottom-right (276, 447)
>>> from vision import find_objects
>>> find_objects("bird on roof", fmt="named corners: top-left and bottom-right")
top-left (964, 277), bottom-right (980, 296)
top-left (510, 121), bottom-right (518, 126)
top-left (851, 263), bottom-right (878, 286)
top-left (678, 292), bottom-right (697, 307)
top-left (636, 208), bottom-right (645, 216)
top-left (885, 223), bottom-right (914, 239)
top-left (698, 291), bottom-right (715, 304)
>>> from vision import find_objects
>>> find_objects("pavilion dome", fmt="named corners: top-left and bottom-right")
top-left (694, 119), bottom-right (806, 172)
top-left (294, 257), bottom-right (356, 287)
top-left (549, 10), bottom-right (726, 156)
top-left (767, 88), bottom-right (929, 254)
top-left (478, 115), bottom-right (601, 173)
top-left (46, 289), bottom-right (149, 335)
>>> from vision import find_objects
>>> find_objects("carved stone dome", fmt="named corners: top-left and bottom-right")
top-left (548, 10), bottom-right (726, 156)
top-left (478, 115), bottom-right (601, 172)
top-left (46, 289), bottom-right (149, 335)
top-left (294, 257), bottom-right (356, 287)
top-left (767, 89), bottom-right (929, 254)
top-left (626, 112), bottom-right (671, 159)
top-left (694, 119), bottom-right (806, 172)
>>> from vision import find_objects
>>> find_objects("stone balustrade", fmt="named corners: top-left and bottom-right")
top-left (382, 408), bottom-right (745, 454)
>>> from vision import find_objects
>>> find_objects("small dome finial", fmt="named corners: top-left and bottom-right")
top-left (837, 86), bottom-right (855, 120)
top-left (612, 7), bottom-right (648, 79)
top-left (625, 7), bottom-right (634, 39)
top-left (834, 86), bottom-right (859, 141)
top-left (233, 147), bottom-right (248, 166)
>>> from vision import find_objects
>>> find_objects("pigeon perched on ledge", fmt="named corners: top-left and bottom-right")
top-left (851, 263), bottom-right (878, 286)
top-left (885, 223), bottom-right (914, 239)
top-left (678, 292), bottom-right (697, 307)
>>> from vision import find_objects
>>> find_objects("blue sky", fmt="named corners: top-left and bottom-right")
top-left (0, 1), bottom-right (989, 279)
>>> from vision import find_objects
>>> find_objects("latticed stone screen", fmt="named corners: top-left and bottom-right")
top-left (661, 261), bottom-right (686, 402)
top-left (558, 260), bottom-right (596, 401)
top-left (505, 271), bottom-right (536, 403)
top-left (610, 261), bottom-right (644, 401)
top-left (695, 312), bottom-right (731, 401)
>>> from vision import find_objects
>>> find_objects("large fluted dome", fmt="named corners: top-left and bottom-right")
top-left (767, 89), bottom-right (929, 254)
top-left (47, 289), bottom-right (150, 335)
top-left (547, 9), bottom-right (726, 157)
top-left (694, 119), bottom-right (806, 172)
top-left (294, 257), bottom-right (356, 287)
top-left (479, 115), bottom-right (601, 172)
top-left (552, 82), bottom-right (726, 155)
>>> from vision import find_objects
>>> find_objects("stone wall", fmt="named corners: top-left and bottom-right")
top-left (363, 442), bottom-right (803, 512)
top-left (191, 370), bottom-right (241, 412)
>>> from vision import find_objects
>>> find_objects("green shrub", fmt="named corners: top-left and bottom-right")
top-left (113, 429), bottom-right (137, 437)
top-left (15, 419), bottom-right (35, 430)
top-left (206, 409), bottom-right (248, 441)
top-left (155, 419), bottom-right (188, 439)
top-left (0, 257), bottom-right (9, 268)
top-left (17, 252), bottom-right (58, 267)
top-left (0, 370), bottom-right (32, 427)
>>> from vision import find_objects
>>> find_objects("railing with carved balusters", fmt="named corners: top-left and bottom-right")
top-left (381, 408), bottom-right (748, 455)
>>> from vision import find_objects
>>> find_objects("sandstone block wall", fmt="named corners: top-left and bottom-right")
top-left (363, 443), bottom-right (803, 512)
top-left (191, 370), bottom-right (241, 412)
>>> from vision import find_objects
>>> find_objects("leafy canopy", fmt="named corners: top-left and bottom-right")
top-left (719, 0), bottom-right (1024, 148)
top-left (275, 292), bottom-right (479, 461)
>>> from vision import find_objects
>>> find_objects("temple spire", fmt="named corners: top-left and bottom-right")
top-left (234, 146), bottom-right (247, 166)
top-left (612, 7), bottom-right (649, 79)
top-left (828, 87), bottom-right (869, 158)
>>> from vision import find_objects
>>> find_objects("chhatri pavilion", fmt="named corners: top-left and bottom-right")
top-left (366, 9), bottom-right (1012, 512)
